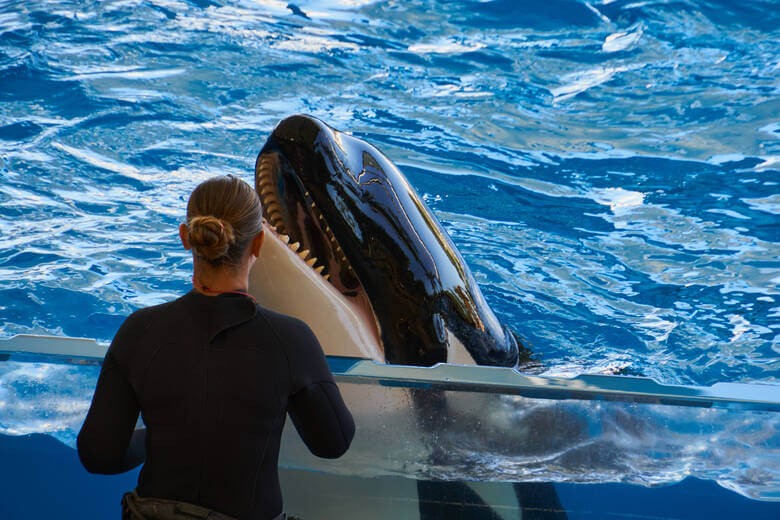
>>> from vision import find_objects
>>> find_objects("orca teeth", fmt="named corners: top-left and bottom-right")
top-left (256, 164), bottom-right (345, 287)
top-left (257, 164), bottom-right (286, 234)
top-left (258, 158), bottom-right (273, 174)
top-left (269, 211), bottom-right (282, 227)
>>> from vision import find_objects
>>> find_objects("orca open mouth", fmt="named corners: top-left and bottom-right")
top-left (256, 152), bottom-right (365, 299)
top-left (254, 147), bottom-right (386, 364)
top-left (251, 115), bottom-right (521, 367)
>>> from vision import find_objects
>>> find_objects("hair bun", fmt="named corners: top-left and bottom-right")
top-left (188, 215), bottom-right (235, 261)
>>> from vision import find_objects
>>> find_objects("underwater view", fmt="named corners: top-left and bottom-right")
top-left (0, 0), bottom-right (778, 514)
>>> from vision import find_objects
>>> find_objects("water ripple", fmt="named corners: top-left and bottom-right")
top-left (0, 0), bottom-right (777, 386)
top-left (0, 0), bottom-right (778, 503)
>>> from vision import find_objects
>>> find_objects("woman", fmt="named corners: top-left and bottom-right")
top-left (78, 174), bottom-right (355, 520)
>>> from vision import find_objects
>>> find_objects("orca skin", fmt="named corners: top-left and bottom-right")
top-left (255, 115), bottom-right (521, 367)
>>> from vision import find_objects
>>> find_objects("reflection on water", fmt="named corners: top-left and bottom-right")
top-left (1, 0), bottom-right (777, 386)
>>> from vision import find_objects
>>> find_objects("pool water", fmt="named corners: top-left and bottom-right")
top-left (1, 0), bottom-right (778, 385)
top-left (0, 0), bottom-right (778, 516)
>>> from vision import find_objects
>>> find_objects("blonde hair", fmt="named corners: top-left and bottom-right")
top-left (186, 175), bottom-right (263, 266)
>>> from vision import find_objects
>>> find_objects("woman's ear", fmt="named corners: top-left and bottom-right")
top-left (251, 230), bottom-right (265, 258)
top-left (179, 223), bottom-right (191, 250)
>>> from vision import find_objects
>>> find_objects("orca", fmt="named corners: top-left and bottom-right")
top-left (248, 113), bottom-right (557, 519)
top-left (249, 114), bottom-right (524, 368)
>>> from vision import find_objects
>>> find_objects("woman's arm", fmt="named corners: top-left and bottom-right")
top-left (77, 321), bottom-right (146, 474)
top-left (288, 379), bottom-right (355, 458)
top-left (285, 322), bottom-right (355, 459)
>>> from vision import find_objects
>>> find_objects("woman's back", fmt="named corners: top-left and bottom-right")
top-left (78, 289), bottom-right (354, 520)
top-left (78, 174), bottom-right (354, 520)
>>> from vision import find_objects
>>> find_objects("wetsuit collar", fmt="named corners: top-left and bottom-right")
top-left (182, 289), bottom-right (258, 343)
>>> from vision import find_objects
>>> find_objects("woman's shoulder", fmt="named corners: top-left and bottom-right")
top-left (124, 298), bottom-right (180, 329)
top-left (254, 305), bottom-right (313, 336)
top-left (254, 307), bottom-right (333, 387)
top-left (111, 297), bottom-right (185, 352)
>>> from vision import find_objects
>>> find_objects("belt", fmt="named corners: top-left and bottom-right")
top-left (121, 489), bottom-right (287, 520)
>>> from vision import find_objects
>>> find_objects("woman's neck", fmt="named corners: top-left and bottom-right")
top-left (192, 260), bottom-right (249, 295)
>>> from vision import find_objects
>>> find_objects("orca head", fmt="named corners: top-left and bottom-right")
top-left (253, 115), bottom-right (520, 367)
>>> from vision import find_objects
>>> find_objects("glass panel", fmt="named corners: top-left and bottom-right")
top-left (1, 346), bottom-right (777, 502)
top-left (281, 381), bottom-right (778, 501)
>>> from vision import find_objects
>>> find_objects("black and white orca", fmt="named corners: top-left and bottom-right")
top-left (248, 115), bottom-right (561, 519)
top-left (249, 114), bottom-right (525, 368)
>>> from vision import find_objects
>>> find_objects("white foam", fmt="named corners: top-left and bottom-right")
top-left (708, 153), bottom-right (746, 165)
top-left (705, 208), bottom-right (750, 220)
top-left (408, 40), bottom-right (486, 55)
top-left (602, 25), bottom-right (643, 53)
top-left (550, 66), bottom-right (627, 103)
top-left (742, 194), bottom-right (780, 215)
top-left (51, 143), bottom-right (150, 180)
top-left (62, 67), bottom-right (185, 81)
top-left (590, 187), bottom-right (645, 215)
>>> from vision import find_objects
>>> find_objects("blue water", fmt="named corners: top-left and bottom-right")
top-left (2, 0), bottom-right (777, 386)
top-left (0, 0), bottom-right (779, 509)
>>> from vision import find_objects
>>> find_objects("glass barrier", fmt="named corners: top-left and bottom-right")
top-left (279, 381), bottom-right (779, 501)
top-left (1, 334), bottom-right (778, 501)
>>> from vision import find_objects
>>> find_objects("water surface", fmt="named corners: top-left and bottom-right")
top-left (1, 0), bottom-right (779, 503)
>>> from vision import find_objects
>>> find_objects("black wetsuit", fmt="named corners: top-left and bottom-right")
top-left (77, 290), bottom-right (355, 520)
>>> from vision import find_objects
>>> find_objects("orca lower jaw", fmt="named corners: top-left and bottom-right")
top-left (249, 223), bottom-right (384, 361)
